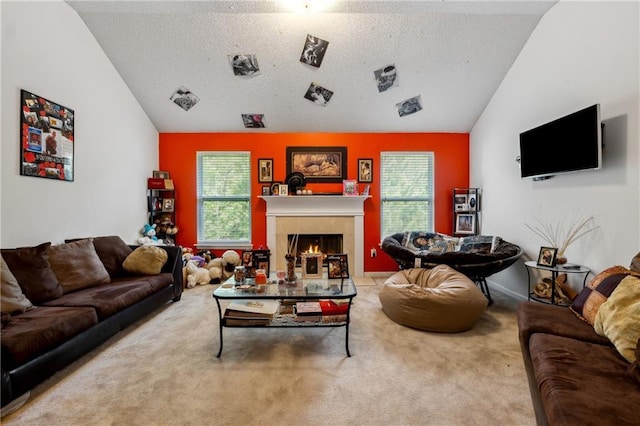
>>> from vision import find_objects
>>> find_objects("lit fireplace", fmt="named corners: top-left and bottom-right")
top-left (288, 234), bottom-right (343, 265)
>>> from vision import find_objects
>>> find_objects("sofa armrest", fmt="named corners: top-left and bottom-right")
top-left (128, 245), bottom-right (183, 300)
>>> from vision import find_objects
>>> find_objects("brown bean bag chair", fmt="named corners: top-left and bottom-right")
top-left (379, 265), bottom-right (488, 332)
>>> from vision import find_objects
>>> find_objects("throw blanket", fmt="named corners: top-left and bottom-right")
top-left (594, 275), bottom-right (640, 363)
top-left (401, 231), bottom-right (500, 255)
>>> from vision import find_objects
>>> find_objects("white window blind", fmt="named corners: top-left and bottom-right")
top-left (380, 152), bottom-right (434, 238)
top-left (197, 152), bottom-right (251, 245)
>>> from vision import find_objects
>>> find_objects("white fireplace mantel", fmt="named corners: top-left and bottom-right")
top-left (260, 195), bottom-right (370, 276)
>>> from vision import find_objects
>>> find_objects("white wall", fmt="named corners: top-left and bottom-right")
top-left (471, 1), bottom-right (639, 298)
top-left (1, 0), bottom-right (158, 247)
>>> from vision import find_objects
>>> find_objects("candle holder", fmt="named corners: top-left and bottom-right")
top-left (285, 253), bottom-right (297, 283)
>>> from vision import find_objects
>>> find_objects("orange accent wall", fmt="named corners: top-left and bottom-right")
top-left (159, 133), bottom-right (469, 272)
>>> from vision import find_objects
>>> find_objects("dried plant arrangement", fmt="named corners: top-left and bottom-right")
top-left (525, 215), bottom-right (598, 261)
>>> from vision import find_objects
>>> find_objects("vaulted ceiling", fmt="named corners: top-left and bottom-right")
top-left (66, 0), bottom-right (557, 133)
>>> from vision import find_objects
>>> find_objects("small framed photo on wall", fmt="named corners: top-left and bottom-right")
top-left (258, 158), bottom-right (273, 183)
top-left (358, 158), bottom-right (373, 183)
top-left (537, 247), bottom-right (558, 267)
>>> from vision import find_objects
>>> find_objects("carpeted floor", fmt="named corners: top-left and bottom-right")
top-left (3, 276), bottom-right (535, 425)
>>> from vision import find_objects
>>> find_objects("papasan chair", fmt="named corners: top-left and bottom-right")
top-left (381, 232), bottom-right (522, 305)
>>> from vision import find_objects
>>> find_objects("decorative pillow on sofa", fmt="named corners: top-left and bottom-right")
top-left (48, 239), bottom-right (111, 293)
top-left (631, 252), bottom-right (640, 273)
top-left (1, 242), bottom-right (63, 304)
top-left (65, 236), bottom-right (133, 278)
top-left (594, 275), bottom-right (640, 363)
top-left (569, 266), bottom-right (639, 325)
top-left (1, 254), bottom-right (34, 313)
top-left (123, 245), bottom-right (168, 275)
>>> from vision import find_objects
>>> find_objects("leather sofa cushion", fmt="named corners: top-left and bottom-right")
top-left (530, 333), bottom-right (640, 425)
top-left (1, 242), bottom-right (63, 304)
top-left (43, 274), bottom-right (173, 320)
top-left (1, 306), bottom-right (98, 368)
top-left (49, 239), bottom-right (111, 293)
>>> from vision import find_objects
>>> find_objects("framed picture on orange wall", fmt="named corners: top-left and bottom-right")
top-left (258, 158), bottom-right (273, 183)
top-left (358, 158), bottom-right (373, 183)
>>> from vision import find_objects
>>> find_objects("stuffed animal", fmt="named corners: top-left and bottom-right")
top-left (207, 257), bottom-right (224, 284)
top-left (138, 223), bottom-right (162, 245)
top-left (220, 250), bottom-right (241, 279)
top-left (184, 260), bottom-right (211, 288)
top-left (197, 250), bottom-right (213, 263)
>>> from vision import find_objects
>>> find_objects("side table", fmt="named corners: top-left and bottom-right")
top-left (524, 260), bottom-right (590, 306)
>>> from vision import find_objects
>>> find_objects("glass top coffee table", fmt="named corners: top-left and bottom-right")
top-left (212, 274), bottom-right (357, 357)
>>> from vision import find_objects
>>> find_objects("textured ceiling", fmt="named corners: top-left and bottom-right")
top-left (66, 1), bottom-right (556, 133)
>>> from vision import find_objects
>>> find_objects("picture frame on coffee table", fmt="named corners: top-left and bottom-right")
top-left (326, 254), bottom-right (349, 279)
top-left (301, 252), bottom-right (323, 279)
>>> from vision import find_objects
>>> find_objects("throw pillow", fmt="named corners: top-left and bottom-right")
top-left (1, 254), bottom-right (34, 313)
top-left (569, 266), bottom-right (638, 325)
top-left (65, 236), bottom-right (133, 278)
top-left (48, 239), bottom-right (111, 293)
top-left (630, 252), bottom-right (640, 274)
top-left (0, 242), bottom-right (63, 304)
top-left (458, 235), bottom-right (500, 254)
top-left (92, 236), bottom-right (133, 278)
top-left (123, 245), bottom-right (168, 275)
top-left (593, 275), bottom-right (640, 363)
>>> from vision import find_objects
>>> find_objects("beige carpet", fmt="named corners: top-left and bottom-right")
top-left (3, 276), bottom-right (535, 425)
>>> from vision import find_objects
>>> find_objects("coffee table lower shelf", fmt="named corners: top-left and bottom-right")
top-left (214, 300), bottom-right (353, 357)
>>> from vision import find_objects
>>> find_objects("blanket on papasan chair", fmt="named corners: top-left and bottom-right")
top-left (381, 232), bottom-right (522, 304)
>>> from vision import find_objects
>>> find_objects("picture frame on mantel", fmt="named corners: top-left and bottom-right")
top-left (286, 146), bottom-right (347, 183)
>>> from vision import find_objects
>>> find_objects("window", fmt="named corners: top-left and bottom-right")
top-left (197, 152), bottom-right (251, 247)
top-left (380, 152), bottom-right (434, 238)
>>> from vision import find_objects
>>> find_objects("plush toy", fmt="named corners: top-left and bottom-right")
top-left (190, 255), bottom-right (206, 268)
top-left (197, 250), bottom-right (213, 263)
top-left (184, 260), bottom-right (211, 288)
top-left (207, 257), bottom-right (224, 284)
top-left (220, 250), bottom-right (241, 279)
top-left (138, 223), bottom-right (162, 245)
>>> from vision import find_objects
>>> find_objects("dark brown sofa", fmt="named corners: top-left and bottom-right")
top-left (1, 236), bottom-right (183, 409)
top-left (517, 258), bottom-right (640, 425)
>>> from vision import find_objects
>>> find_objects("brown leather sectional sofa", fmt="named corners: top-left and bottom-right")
top-left (517, 257), bottom-right (640, 425)
top-left (1, 236), bottom-right (183, 409)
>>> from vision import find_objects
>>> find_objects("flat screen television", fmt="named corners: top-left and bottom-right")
top-left (519, 104), bottom-right (602, 180)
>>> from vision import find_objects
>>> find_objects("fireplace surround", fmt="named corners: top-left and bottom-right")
top-left (261, 195), bottom-right (369, 277)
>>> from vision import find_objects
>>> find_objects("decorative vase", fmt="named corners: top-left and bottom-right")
top-left (285, 254), bottom-right (297, 283)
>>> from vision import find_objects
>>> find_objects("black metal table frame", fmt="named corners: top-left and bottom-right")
top-left (524, 261), bottom-right (590, 305)
top-left (213, 279), bottom-right (357, 357)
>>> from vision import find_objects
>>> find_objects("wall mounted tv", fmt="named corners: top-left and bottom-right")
top-left (519, 104), bottom-right (602, 180)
